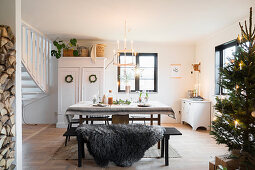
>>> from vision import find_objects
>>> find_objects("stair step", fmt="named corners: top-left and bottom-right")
top-left (21, 72), bottom-right (30, 76)
top-left (22, 97), bottom-right (41, 101)
top-left (22, 84), bottom-right (38, 88)
top-left (22, 76), bottom-right (32, 80)
top-left (21, 67), bottom-right (27, 72)
top-left (22, 91), bottom-right (44, 95)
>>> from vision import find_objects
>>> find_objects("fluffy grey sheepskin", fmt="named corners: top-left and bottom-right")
top-left (76, 124), bottom-right (165, 167)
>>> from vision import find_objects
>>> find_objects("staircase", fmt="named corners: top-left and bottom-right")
top-left (21, 22), bottom-right (51, 105)
top-left (21, 64), bottom-right (46, 104)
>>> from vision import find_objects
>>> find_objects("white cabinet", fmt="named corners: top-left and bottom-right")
top-left (181, 99), bottom-right (211, 130)
top-left (57, 57), bottom-right (106, 128)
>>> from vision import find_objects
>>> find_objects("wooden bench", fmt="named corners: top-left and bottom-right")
top-left (63, 127), bottom-right (182, 167)
top-left (160, 127), bottom-right (182, 166)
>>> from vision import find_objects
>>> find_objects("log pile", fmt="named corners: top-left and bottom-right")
top-left (0, 25), bottom-right (16, 170)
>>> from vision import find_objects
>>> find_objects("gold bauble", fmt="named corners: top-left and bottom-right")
top-left (251, 111), bottom-right (255, 118)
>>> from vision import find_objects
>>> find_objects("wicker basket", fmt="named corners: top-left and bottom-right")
top-left (80, 48), bottom-right (89, 57)
top-left (96, 44), bottom-right (105, 57)
top-left (63, 49), bottom-right (73, 57)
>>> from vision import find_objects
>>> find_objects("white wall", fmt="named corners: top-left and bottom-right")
top-left (0, 0), bottom-right (16, 31)
top-left (24, 40), bottom-right (196, 124)
top-left (23, 57), bottom-right (58, 124)
top-left (195, 13), bottom-right (253, 119)
top-left (80, 40), bottom-right (196, 123)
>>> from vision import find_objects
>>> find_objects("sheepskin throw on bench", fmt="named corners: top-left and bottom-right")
top-left (76, 124), bottom-right (165, 167)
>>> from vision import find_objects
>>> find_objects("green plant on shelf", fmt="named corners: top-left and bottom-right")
top-left (51, 38), bottom-right (78, 59)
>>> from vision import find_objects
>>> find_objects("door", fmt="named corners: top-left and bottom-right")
top-left (58, 67), bottom-right (80, 114)
top-left (81, 67), bottom-right (104, 101)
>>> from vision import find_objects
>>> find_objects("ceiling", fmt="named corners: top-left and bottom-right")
top-left (22, 0), bottom-right (255, 43)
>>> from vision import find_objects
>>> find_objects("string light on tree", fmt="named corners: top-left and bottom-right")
top-left (237, 34), bottom-right (242, 43)
top-left (234, 120), bottom-right (239, 128)
top-left (239, 62), bottom-right (243, 70)
top-left (235, 85), bottom-right (240, 91)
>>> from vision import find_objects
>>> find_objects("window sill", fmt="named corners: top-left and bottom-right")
top-left (118, 92), bottom-right (158, 94)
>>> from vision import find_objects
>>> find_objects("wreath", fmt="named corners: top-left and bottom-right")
top-left (65, 75), bottom-right (73, 83)
top-left (89, 74), bottom-right (97, 83)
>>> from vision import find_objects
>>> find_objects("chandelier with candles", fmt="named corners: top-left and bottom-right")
top-left (113, 20), bottom-right (136, 67)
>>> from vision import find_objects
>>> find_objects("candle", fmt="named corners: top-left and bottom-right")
top-left (239, 63), bottom-right (242, 70)
top-left (117, 40), bottom-right (119, 50)
top-left (132, 49), bottom-right (134, 64)
top-left (124, 38), bottom-right (127, 49)
top-left (234, 120), bottom-right (238, 128)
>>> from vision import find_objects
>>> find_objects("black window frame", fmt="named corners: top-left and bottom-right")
top-left (215, 40), bottom-right (237, 95)
top-left (117, 53), bottom-right (158, 93)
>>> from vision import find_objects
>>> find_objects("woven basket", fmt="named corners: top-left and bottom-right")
top-left (96, 44), bottom-right (105, 57)
top-left (63, 49), bottom-right (73, 57)
top-left (80, 48), bottom-right (89, 57)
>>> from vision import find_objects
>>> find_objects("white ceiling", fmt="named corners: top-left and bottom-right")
top-left (22, 0), bottom-right (255, 43)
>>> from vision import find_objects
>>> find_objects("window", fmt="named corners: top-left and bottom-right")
top-left (215, 40), bottom-right (237, 95)
top-left (118, 53), bottom-right (158, 92)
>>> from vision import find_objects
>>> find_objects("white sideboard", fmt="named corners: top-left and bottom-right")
top-left (181, 99), bottom-right (211, 130)
top-left (57, 57), bottom-right (106, 128)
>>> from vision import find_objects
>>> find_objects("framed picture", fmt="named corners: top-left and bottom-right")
top-left (170, 64), bottom-right (182, 78)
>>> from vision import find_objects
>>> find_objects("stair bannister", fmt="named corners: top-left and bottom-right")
top-left (21, 21), bottom-right (51, 93)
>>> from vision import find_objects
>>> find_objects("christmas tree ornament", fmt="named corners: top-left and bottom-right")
top-left (251, 111), bottom-right (255, 118)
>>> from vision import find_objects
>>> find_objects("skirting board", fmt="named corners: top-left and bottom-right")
top-left (56, 122), bottom-right (67, 128)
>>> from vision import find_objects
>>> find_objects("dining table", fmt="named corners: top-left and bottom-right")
top-left (65, 101), bottom-right (175, 126)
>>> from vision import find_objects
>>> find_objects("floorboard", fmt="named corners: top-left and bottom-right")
top-left (22, 123), bottom-right (228, 170)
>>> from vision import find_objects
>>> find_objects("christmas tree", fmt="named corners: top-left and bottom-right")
top-left (211, 7), bottom-right (255, 169)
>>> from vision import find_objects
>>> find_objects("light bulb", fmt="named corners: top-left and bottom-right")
top-left (234, 120), bottom-right (238, 128)
top-left (135, 68), bottom-right (140, 76)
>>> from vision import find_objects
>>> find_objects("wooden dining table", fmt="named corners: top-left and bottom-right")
top-left (65, 101), bottom-right (175, 126)
top-left (66, 101), bottom-right (175, 149)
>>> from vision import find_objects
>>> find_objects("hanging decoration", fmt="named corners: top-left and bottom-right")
top-left (192, 62), bottom-right (201, 72)
top-left (89, 74), bottom-right (97, 83)
top-left (65, 75), bottom-right (73, 83)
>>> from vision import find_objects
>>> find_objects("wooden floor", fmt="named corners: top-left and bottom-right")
top-left (23, 124), bottom-right (228, 170)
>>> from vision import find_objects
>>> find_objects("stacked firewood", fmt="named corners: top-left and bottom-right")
top-left (0, 25), bottom-right (16, 169)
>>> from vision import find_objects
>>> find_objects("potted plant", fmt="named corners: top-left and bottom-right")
top-left (119, 71), bottom-right (132, 93)
top-left (51, 38), bottom-right (78, 59)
